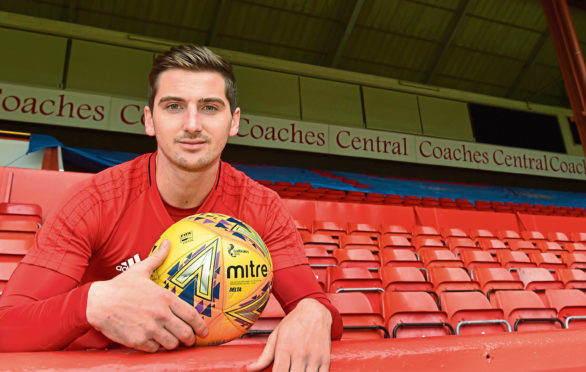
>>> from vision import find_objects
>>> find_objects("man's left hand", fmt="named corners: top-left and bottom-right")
top-left (247, 298), bottom-right (332, 372)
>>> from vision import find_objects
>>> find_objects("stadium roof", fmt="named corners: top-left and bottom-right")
top-left (1, 0), bottom-right (586, 109)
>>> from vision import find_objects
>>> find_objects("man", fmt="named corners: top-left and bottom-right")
top-left (0, 45), bottom-right (342, 371)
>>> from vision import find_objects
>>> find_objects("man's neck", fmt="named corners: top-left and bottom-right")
top-left (154, 153), bottom-right (220, 209)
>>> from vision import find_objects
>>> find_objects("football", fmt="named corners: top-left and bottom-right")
top-left (150, 212), bottom-right (273, 346)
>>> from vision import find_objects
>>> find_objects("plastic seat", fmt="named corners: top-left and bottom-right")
top-left (327, 292), bottom-right (388, 340)
top-left (472, 267), bottom-right (524, 298)
top-left (412, 237), bottom-right (445, 253)
top-left (508, 240), bottom-right (539, 253)
top-left (304, 246), bottom-right (337, 266)
top-left (440, 291), bottom-right (511, 335)
top-left (460, 250), bottom-right (500, 270)
top-left (403, 195), bottom-right (422, 206)
top-left (570, 232), bottom-right (586, 243)
top-left (528, 252), bottom-right (566, 270)
top-left (497, 230), bottom-right (521, 243)
top-left (438, 198), bottom-right (457, 209)
top-left (490, 290), bottom-right (562, 332)
top-left (557, 268), bottom-right (586, 290)
top-left (344, 191), bottom-right (365, 202)
top-left (312, 221), bottom-right (346, 240)
top-left (521, 231), bottom-right (547, 244)
top-left (561, 252), bottom-right (586, 269)
top-left (477, 238), bottom-right (508, 253)
top-left (347, 223), bottom-right (380, 240)
top-left (535, 241), bottom-right (564, 253)
top-left (421, 196), bottom-right (440, 207)
top-left (0, 202), bottom-right (42, 233)
top-left (446, 237), bottom-right (477, 254)
top-left (277, 190), bottom-right (300, 199)
top-left (380, 267), bottom-right (433, 293)
top-left (412, 226), bottom-right (441, 239)
top-left (474, 200), bottom-right (492, 211)
top-left (383, 194), bottom-right (403, 205)
top-left (420, 249), bottom-right (464, 268)
top-left (441, 228), bottom-right (468, 239)
top-left (341, 235), bottom-right (379, 253)
top-left (455, 199), bottom-right (474, 210)
top-left (364, 193), bottom-right (385, 204)
top-left (548, 232), bottom-right (570, 243)
top-left (491, 201), bottom-right (513, 213)
top-left (302, 233), bottom-right (339, 251)
top-left (380, 249), bottom-right (422, 268)
top-left (333, 249), bottom-right (379, 269)
top-left (495, 250), bottom-right (536, 269)
top-left (380, 235), bottom-right (414, 251)
top-left (517, 267), bottom-right (564, 292)
top-left (543, 289), bottom-right (586, 329)
top-left (564, 242), bottom-right (586, 252)
top-left (381, 225), bottom-right (411, 239)
top-left (428, 267), bottom-right (480, 293)
top-left (294, 220), bottom-right (311, 234)
top-left (383, 291), bottom-right (453, 338)
top-left (327, 266), bottom-right (383, 312)
top-left (469, 229), bottom-right (495, 240)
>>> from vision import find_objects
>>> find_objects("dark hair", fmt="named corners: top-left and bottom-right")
top-left (148, 45), bottom-right (237, 113)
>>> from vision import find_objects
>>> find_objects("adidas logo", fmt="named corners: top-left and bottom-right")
top-left (115, 253), bottom-right (141, 272)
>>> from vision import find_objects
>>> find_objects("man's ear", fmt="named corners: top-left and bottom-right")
top-left (229, 107), bottom-right (240, 137)
top-left (144, 106), bottom-right (155, 137)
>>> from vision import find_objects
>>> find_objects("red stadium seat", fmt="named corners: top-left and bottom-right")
top-left (570, 232), bottom-right (586, 243)
top-left (428, 267), bottom-right (480, 293)
top-left (490, 290), bottom-right (562, 332)
top-left (420, 249), bottom-right (464, 268)
top-left (412, 237), bottom-right (445, 253)
top-left (294, 220), bottom-right (312, 234)
top-left (304, 246), bottom-right (337, 266)
top-left (521, 231), bottom-right (547, 244)
top-left (333, 249), bottom-right (379, 269)
top-left (383, 194), bottom-right (403, 205)
top-left (403, 195), bottom-right (422, 206)
top-left (472, 267), bottom-right (524, 298)
top-left (421, 196), bottom-right (440, 207)
top-left (474, 200), bottom-right (492, 211)
top-left (455, 199), bottom-right (474, 210)
top-left (561, 252), bottom-right (586, 269)
top-left (327, 266), bottom-right (383, 312)
top-left (495, 250), bottom-right (536, 269)
top-left (438, 198), bottom-right (457, 209)
top-left (548, 232), bottom-right (570, 243)
top-left (327, 292), bottom-right (388, 340)
top-left (383, 291), bottom-right (453, 338)
top-left (508, 240), bottom-right (539, 253)
top-left (302, 233), bottom-right (339, 251)
top-left (556, 268), bottom-right (586, 290)
top-left (477, 238), bottom-right (508, 253)
top-left (380, 267), bottom-right (433, 293)
top-left (460, 250), bottom-right (500, 270)
top-left (341, 235), bottom-right (379, 252)
top-left (347, 223), bottom-right (380, 240)
top-left (381, 224), bottom-right (411, 239)
top-left (380, 249), bottom-right (422, 268)
top-left (446, 237), bottom-right (477, 254)
top-left (313, 220), bottom-right (346, 239)
top-left (534, 241), bottom-right (564, 253)
top-left (469, 228), bottom-right (496, 240)
top-left (542, 289), bottom-right (586, 329)
top-left (517, 267), bottom-right (564, 292)
top-left (564, 242), bottom-right (586, 252)
top-left (528, 252), bottom-right (566, 270)
top-left (441, 228), bottom-right (468, 239)
top-left (412, 225), bottom-right (441, 239)
top-left (380, 235), bottom-right (414, 251)
top-left (440, 291), bottom-right (511, 335)
top-left (497, 229), bottom-right (521, 243)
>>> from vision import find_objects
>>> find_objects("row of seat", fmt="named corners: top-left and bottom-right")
top-left (242, 287), bottom-right (586, 342)
top-left (259, 180), bottom-right (586, 217)
top-left (298, 221), bottom-right (586, 244)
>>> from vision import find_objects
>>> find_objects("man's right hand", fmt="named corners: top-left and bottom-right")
top-left (86, 240), bottom-right (208, 352)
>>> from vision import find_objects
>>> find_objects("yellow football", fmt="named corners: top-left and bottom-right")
top-left (150, 212), bottom-right (273, 346)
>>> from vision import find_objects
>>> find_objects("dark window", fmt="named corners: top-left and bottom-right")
top-left (568, 118), bottom-right (582, 144)
top-left (469, 104), bottom-right (566, 154)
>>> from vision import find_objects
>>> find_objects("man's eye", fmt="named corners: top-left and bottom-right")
top-left (166, 103), bottom-right (182, 111)
top-left (202, 105), bottom-right (217, 112)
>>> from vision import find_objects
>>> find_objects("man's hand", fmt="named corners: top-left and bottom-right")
top-left (86, 240), bottom-right (208, 352)
top-left (247, 298), bottom-right (332, 372)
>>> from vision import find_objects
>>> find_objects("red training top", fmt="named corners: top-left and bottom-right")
top-left (0, 153), bottom-right (342, 351)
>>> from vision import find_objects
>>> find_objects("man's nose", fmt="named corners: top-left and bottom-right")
top-left (183, 106), bottom-right (202, 133)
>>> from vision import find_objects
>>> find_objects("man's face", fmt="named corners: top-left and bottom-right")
top-left (144, 69), bottom-right (240, 172)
